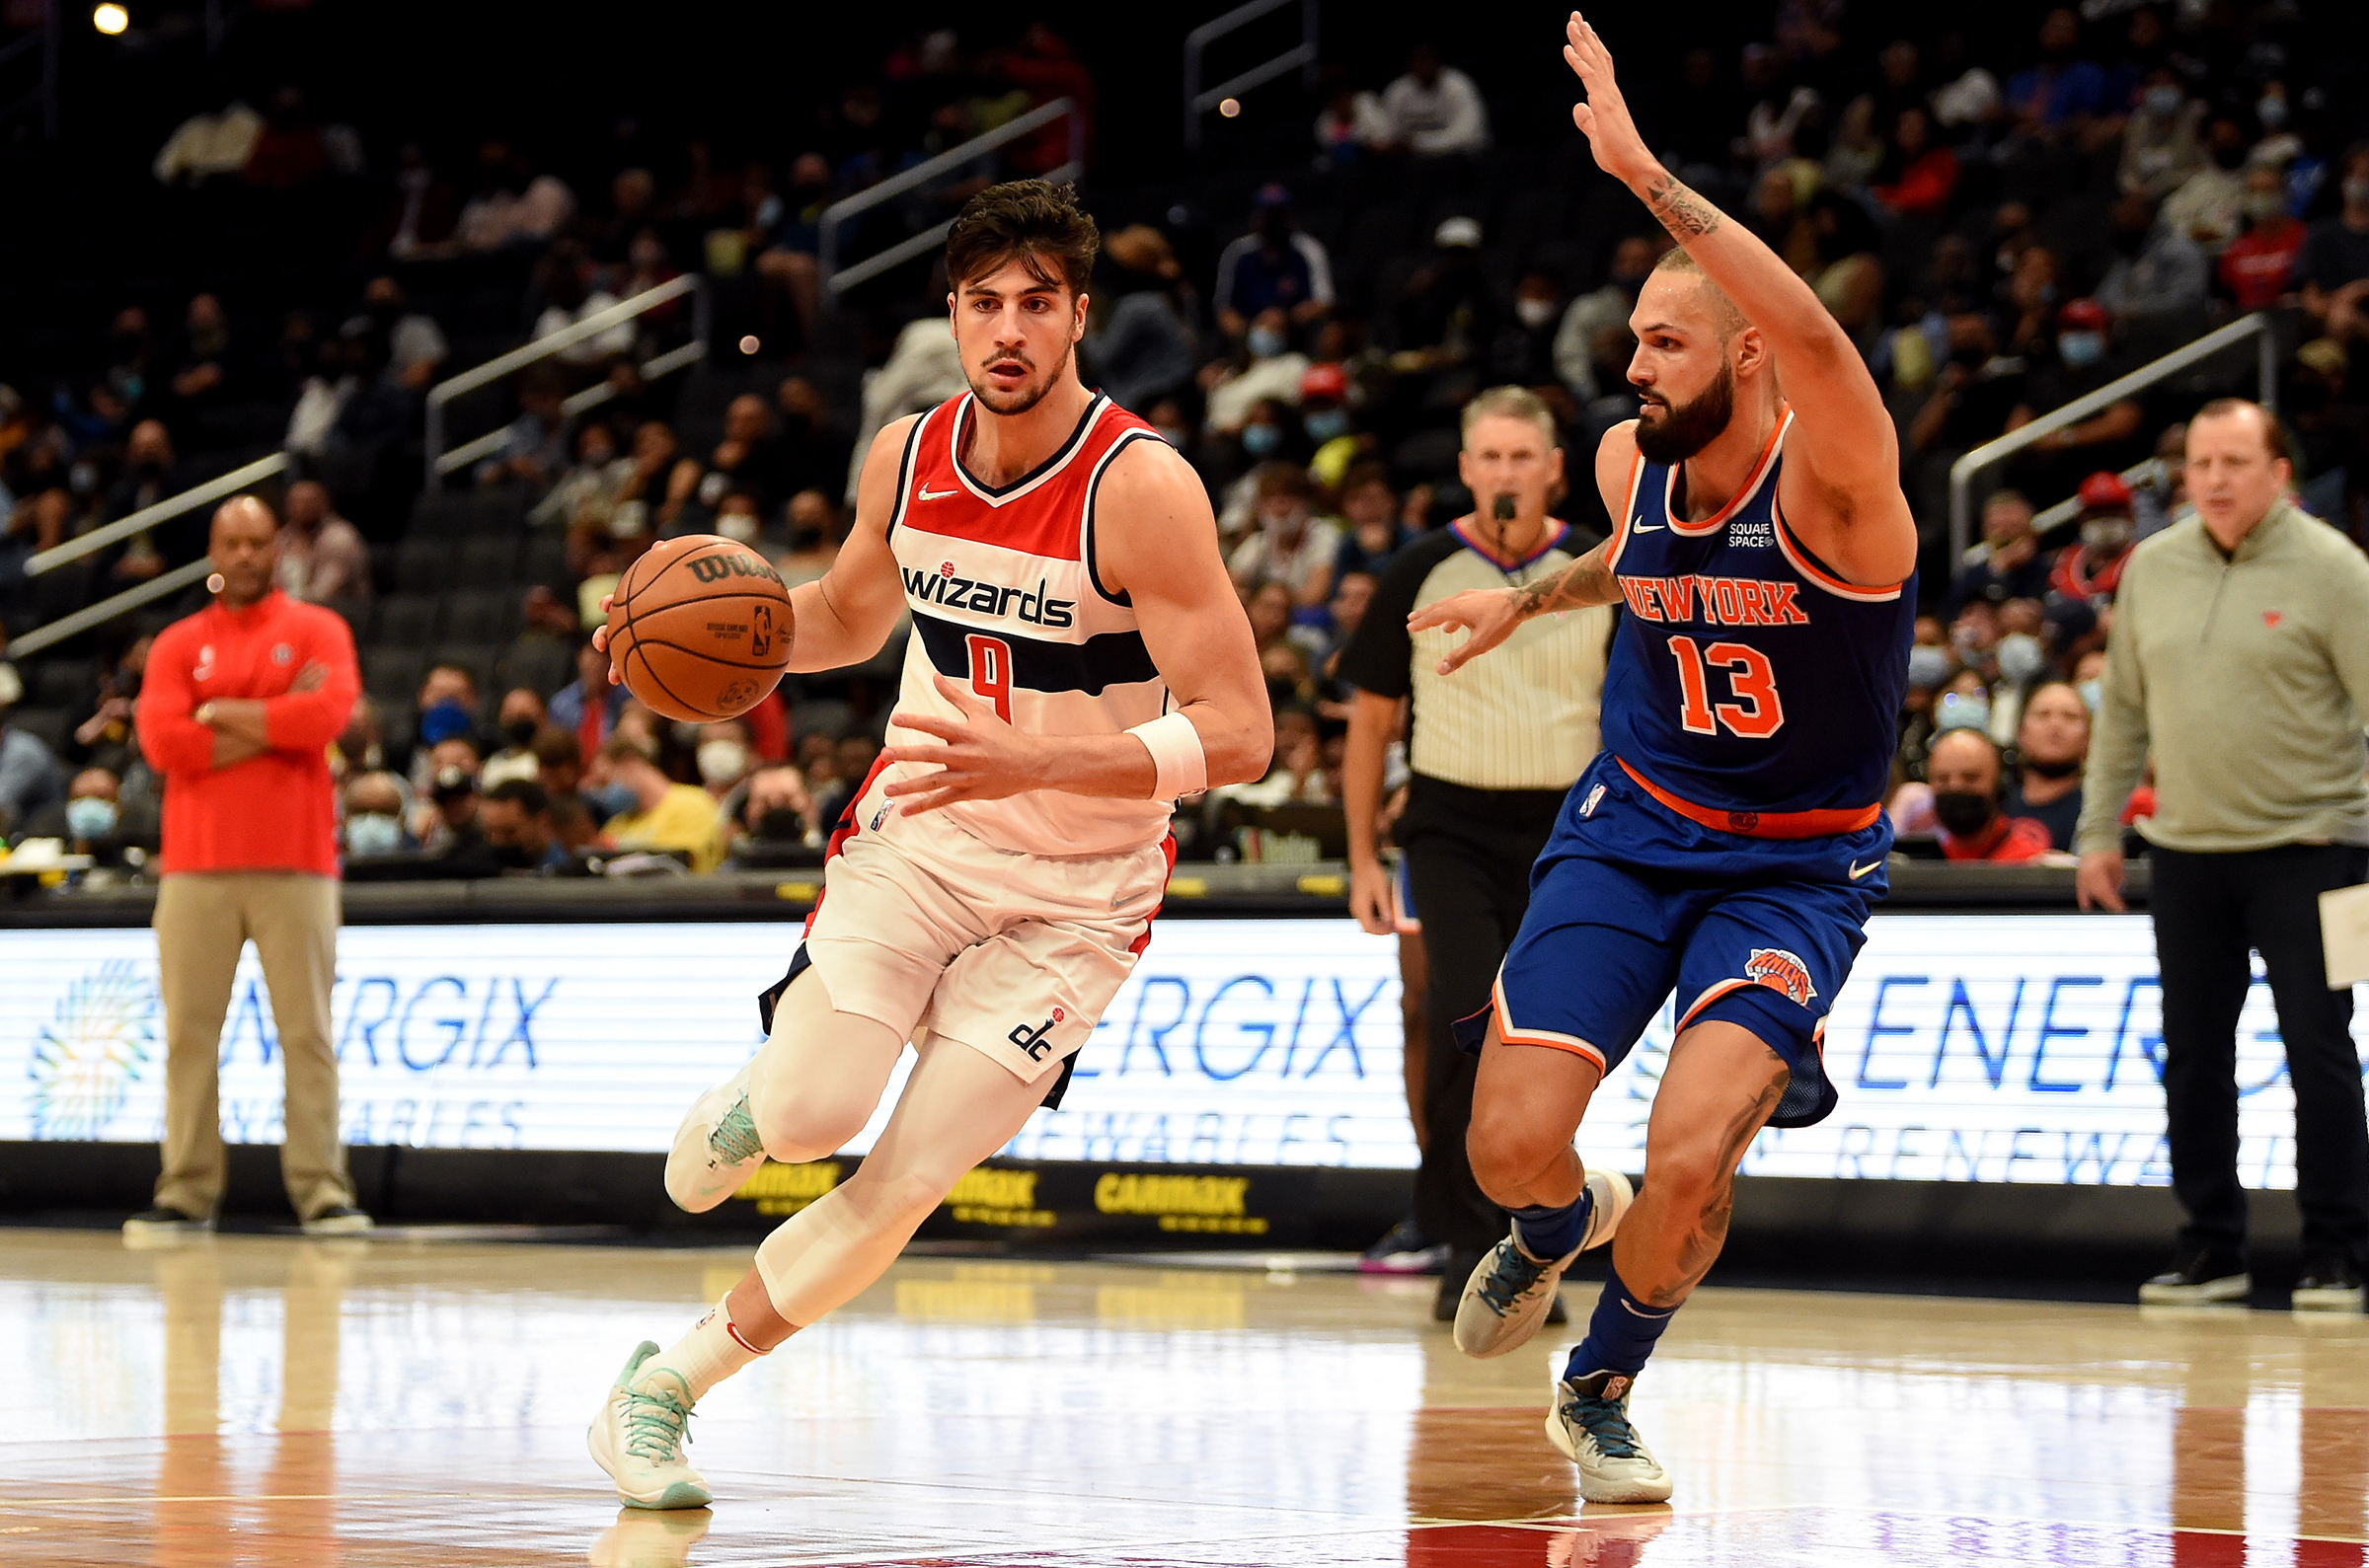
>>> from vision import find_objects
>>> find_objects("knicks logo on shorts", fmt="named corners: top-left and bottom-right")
top-left (1745, 947), bottom-right (1816, 1006)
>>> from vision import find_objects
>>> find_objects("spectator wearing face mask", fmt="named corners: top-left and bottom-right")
top-left (1927, 728), bottom-right (2053, 862)
top-left (2119, 70), bottom-right (2205, 202)
top-left (729, 763), bottom-right (818, 857)
top-left (2096, 192), bottom-right (2207, 322)
top-left (2299, 144), bottom-right (2369, 350)
top-left (341, 770), bottom-right (413, 858)
top-left (595, 733), bottom-right (723, 872)
top-left (2050, 472), bottom-right (2139, 605)
top-left (1213, 186), bottom-right (1335, 341)
top-left (1229, 464), bottom-right (1341, 611)
top-left (2004, 679), bottom-right (2090, 852)
top-left (2006, 300), bottom-right (2147, 498)
top-left (1332, 464), bottom-right (1409, 582)
top-left (1555, 235), bottom-right (1658, 405)
top-left (1487, 269), bottom-right (1566, 388)
top-left (2221, 167), bottom-right (2310, 312)
top-left (16, 766), bottom-right (151, 862)
top-left (481, 688), bottom-right (547, 788)
top-left (1299, 362), bottom-right (1358, 489)
top-left (1203, 309), bottom-right (1311, 437)
top-left (1945, 491), bottom-right (2051, 617)
top-left (2161, 116), bottom-right (2254, 252)
top-left (696, 719), bottom-right (753, 798)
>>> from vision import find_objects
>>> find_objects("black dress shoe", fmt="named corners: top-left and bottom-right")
top-left (2139, 1243), bottom-right (2250, 1305)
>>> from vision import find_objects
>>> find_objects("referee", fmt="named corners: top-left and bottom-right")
top-left (1340, 387), bottom-right (1615, 1319)
top-left (2077, 400), bottom-right (2369, 1310)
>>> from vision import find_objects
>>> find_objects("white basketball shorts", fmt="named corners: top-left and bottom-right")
top-left (791, 763), bottom-right (1175, 1087)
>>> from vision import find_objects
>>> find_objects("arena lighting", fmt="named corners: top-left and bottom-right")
top-left (1218, 97), bottom-right (1242, 117)
top-left (92, 2), bottom-right (127, 34)
top-left (737, 335), bottom-right (760, 355)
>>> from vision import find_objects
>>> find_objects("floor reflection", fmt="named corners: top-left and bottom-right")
top-left (1, 1231), bottom-right (2363, 1566)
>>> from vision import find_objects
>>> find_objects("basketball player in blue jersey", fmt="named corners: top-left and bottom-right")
top-left (578, 182), bottom-right (1273, 1510)
top-left (1410, 16), bottom-right (1919, 1503)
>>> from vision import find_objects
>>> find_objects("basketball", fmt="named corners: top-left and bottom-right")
top-left (604, 535), bottom-right (794, 722)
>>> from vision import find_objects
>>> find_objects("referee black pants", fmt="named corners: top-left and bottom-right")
top-left (2151, 844), bottom-right (2369, 1265)
top-left (1400, 776), bottom-right (1567, 1255)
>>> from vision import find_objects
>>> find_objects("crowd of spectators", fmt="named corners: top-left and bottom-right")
top-left (4, 5), bottom-right (2369, 882)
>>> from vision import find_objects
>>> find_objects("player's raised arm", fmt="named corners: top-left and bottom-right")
top-left (784, 415), bottom-right (923, 673)
top-left (1561, 12), bottom-right (1914, 583)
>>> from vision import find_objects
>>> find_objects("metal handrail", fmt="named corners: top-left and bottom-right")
top-left (7, 558), bottom-right (215, 660)
top-left (423, 273), bottom-right (708, 483)
top-left (28, 452), bottom-right (288, 576)
top-left (1184, 0), bottom-right (1319, 151)
top-left (1948, 313), bottom-right (2276, 561)
top-left (817, 97), bottom-right (1083, 299)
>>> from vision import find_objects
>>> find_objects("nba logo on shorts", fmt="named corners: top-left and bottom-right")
top-left (869, 804), bottom-right (889, 832)
top-left (1745, 948), bottom-right (1816, 1006)
top-left (1581, 784), bottom-right (1606, 817)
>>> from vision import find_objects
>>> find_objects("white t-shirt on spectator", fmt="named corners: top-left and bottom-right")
top-left (1229, 517), bottom-right (1342, 601)
top-left (535, 291), bottom-right (632, 365)
top-left (457, 176), bottom-right (576, 251)
top-left (1204, 352), bottom-right (1311, 435)
top-left (1381, 68), bottom-right (1490, 156)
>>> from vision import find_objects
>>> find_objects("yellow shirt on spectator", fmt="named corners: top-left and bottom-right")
top-left (605, 784), bottom-right (725, 873)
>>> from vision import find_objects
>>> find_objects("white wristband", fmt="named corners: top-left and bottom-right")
top-left (1127, 711), bottom-right (1207, 800)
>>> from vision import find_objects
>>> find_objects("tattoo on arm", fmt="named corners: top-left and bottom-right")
top-left (1643, 172), bottom-right (1723, 244)
top-left (1512, 545), bottom-right (1619, 620)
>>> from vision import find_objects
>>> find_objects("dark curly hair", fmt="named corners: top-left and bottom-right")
top-left (944, 180), bottom-right (1100, 296)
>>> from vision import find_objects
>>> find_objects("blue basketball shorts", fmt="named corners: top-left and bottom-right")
top-left (1457, 752), bottom-right (1891, 1129)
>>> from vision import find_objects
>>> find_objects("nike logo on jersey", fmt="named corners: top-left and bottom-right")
top-left (900, 563), bottom-right (1077, 629)
top-left (1630, 516), bottom-right (1664, 533)
top-left (1849, 859), bottom-right (1881, 880)
top-left (918, 485), bottom-right (959, 500)
top-left (1619, 574), bottom-right (1811, 627)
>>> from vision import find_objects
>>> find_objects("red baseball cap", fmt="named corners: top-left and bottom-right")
top-left (2058, 298), bottom-right (2109, 332)
top-left (1300, 362), bottom-right (1349, 402)
top-left (2077, 471), bottom-right (2133, 510)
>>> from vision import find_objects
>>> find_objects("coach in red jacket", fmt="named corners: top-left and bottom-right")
top-left (127, 494), bottom-right (370, 1237)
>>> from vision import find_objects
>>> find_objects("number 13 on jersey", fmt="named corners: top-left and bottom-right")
top-left (1667, 635), bottom-right (1784, 739)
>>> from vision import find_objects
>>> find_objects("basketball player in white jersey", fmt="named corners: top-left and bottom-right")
top-left (583, 182), bottom-right (1272, 1510)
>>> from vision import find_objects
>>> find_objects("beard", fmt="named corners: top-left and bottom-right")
top-left (966, 337), bottom-right (1073, 416)
top-left (1634, 365), bottom-right (1735, 465)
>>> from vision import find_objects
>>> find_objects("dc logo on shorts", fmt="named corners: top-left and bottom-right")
top-left (1745, 948), bottom-right (1816, 1006)
top-left (1007, 1008), bottom-right (1064, 1062)
top-left (1580, 784), bottom-right (1606, 817)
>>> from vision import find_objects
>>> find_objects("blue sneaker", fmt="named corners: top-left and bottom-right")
top-left (1548, 1369), bottom-right (1673, 1502)
top-left (587, 1342), bottom-right (712, 1510)
top-left (1452, 1167), bottom-right (1632, 1359)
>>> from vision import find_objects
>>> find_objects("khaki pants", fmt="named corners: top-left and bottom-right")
top-left (152, 872), bottom-right (352, 1221)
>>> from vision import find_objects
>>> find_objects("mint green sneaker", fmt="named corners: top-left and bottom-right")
top-left (664, 1067), bottom-right (766, 1214)
top-left (587, 1342), bottom-right (712, 1510)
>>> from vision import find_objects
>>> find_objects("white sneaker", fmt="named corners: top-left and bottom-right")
top-left (1454, 1168), bottom-right (1633, 1360)
top-left (1547, 1370), bottom-right (1673, 1504)
top-left (587, 1342), bottom-right (712, 1510)
top-left (664, 1067), bottom-right (766, 1215)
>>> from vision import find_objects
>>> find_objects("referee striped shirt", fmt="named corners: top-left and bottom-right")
top-left (1338, 519), bottom-right (1612, 791)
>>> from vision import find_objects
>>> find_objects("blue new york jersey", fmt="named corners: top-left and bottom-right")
top-left (1597, 408), bottom-right (1914, 821)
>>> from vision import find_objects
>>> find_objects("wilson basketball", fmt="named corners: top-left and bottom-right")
top-left (604, 535), bottom-right (795, 722)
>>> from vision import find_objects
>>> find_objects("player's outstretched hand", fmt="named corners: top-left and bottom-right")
top-left (1409, 588), bottom-right (1524, 676)
top-left (880, 676), bottom-right (1040, 813)
top-left (589, 593), bottom-right (621, 684)
top-left (1564, 12), bottom-right (1655, 185)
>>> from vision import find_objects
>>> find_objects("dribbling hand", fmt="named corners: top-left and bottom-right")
top-left (1564, 12), bottom-right (1656, 185)
top-left (1408, 588), bottom-right (1525, 676)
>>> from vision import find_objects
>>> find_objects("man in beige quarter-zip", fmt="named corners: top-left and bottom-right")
top-left (2076, 398), bottom-right (2369, 1313)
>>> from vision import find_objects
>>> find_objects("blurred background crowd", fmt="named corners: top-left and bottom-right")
top-left (0, 0), bottom-right (2365, 880)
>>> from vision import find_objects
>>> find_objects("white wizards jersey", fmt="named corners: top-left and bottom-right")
top-left (882, 392), bottom-right (1174, 858)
